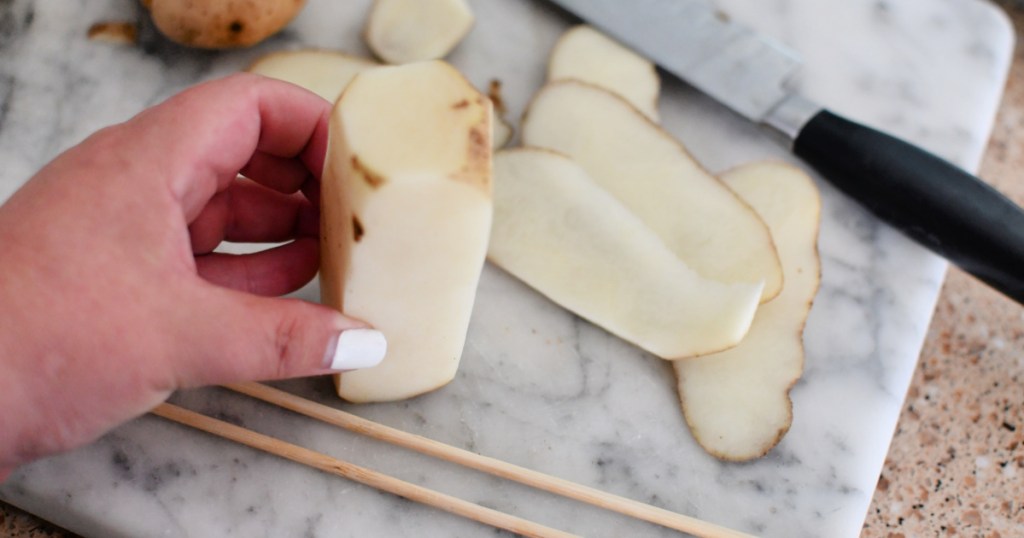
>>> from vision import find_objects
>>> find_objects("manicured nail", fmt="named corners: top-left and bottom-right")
top-left (325, 329), bottom-right (387, 371)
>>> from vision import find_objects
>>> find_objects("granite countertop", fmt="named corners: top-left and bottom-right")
top-left (2, 1), bottom-right (1023, 537)
top-left (861, 3), bottom-right (1024, 535)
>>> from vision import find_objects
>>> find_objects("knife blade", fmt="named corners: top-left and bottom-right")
top-left (547, 0), bottom-right (1024, 305)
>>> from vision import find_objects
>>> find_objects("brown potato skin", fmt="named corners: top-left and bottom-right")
top-left (147, 0), bottom-right (306, 49)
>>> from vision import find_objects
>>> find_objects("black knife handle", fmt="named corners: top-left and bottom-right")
top-left (793, 109), bottom-right (1024, 304)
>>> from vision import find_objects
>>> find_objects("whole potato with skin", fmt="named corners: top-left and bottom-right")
top-left (144, 0), bottom-right (306, 49)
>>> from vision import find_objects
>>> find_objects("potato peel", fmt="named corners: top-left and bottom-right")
top-left (87, 21), bottom-right (138, 45)
top-left (246, 49), bottom-right (378, 103)
top-left (489, 148), bottom-right (762, 360)
top-left (521, 81), bottom-right (783, 304)
top-left (548, 25), bottom-right (660, 121)
top-left (487, 79), bottom-right (514, 149)
top-left (675, 162), bottom-right (821, 461)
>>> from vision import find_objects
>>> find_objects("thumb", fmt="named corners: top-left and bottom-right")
top-left (171, 288), bottom-right (387, 388)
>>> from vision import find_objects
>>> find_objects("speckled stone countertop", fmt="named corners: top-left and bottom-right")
top-left (2, 1), bottom-right (1023, 537)
top-left (860, 3), bottom-right (1024, 536)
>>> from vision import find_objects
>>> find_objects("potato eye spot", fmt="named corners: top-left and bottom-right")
top-left (353, 216), bottom-right (364, 242)
top-left (351, 155), bottom-right (385, 188)
top-left (229, 21), bottom-right (244, 33)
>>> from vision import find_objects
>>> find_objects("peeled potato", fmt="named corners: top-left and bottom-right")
top-left (548, 25), bottom-right (660, 121)
top-left (144, 0), bottom-right (306, 49)
top-left (521, 81), bottom-right (783, 304)
top-left (675, 162), bottom-right (821, 461)
top-left (320, 61), bottom-right (492, 403)
top-left (489, 148), bottom-right (762, 359)
top-left (247, 50), bottom-right (377, 102)
top-left (364, 0), bottom-right (474, 64)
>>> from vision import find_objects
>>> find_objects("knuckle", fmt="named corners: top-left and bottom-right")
top-left (271, 306), bottom-right (306, 379)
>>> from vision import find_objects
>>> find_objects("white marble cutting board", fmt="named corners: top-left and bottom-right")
top-left (0, 0), bottom-right (1013, 537)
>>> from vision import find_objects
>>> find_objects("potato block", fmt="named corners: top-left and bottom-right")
top-left (321, 61), bottom-right (492, 402)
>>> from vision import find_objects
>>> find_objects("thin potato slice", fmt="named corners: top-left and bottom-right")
top-left (489, 148), bottom-right (762, 359)
top-left (321, 61), bottom-right (492, 403)
top-left (521, 81), bottom-right (783, 304)
top-left (675, 162), bottom-right (821, 461)
top-left (364, 0), bottom-right (474, 64)
top-left (247, 50), bottom-right (377, 102)
top-left (548, 25), bottom-right (660, 121)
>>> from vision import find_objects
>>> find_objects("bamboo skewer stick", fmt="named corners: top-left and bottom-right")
top-left (224, 382), bottom-right (756, 538)
top-left (151, 403), bottom-right (578, 538)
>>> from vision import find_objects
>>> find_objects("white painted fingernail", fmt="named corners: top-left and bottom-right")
top-left (325, 329), bottom-right (387, 371)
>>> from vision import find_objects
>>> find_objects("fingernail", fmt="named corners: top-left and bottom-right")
top-left (324, 329), bottom-right (387, 371)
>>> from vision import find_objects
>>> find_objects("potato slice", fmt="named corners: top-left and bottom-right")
top-left (548, 25), bottom-right (660, 121)
top-left (521, 81), bottom-right (782, 304)
top-left (490, 148), bottom-right (762, 359)
top-left (321, 61), bottom-right (492, 403)
top-left (675, 162), bottom-right (821, 461)
top-left (246, 50), bottom-right (377, 103)
top-left (364, 0), bottom-right (474, 64)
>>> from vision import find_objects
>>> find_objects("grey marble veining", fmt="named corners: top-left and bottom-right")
top-left (0, 0), bottom-right (1013, 537)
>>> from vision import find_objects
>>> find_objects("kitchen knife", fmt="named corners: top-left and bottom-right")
top-left (547, 0), bottom-right (1024, 304)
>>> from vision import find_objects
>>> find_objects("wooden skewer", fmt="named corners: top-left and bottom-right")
top-left (151, 403), bottom-right (578, 538)
top-left (225, 382), bottom-right (756, 538)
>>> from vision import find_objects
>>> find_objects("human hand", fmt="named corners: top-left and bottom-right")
top-left (0, 74), bottom-right (386, 479)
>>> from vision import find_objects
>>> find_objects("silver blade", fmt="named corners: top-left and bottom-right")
top-left (547, 0), bottom-right (803, 122)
